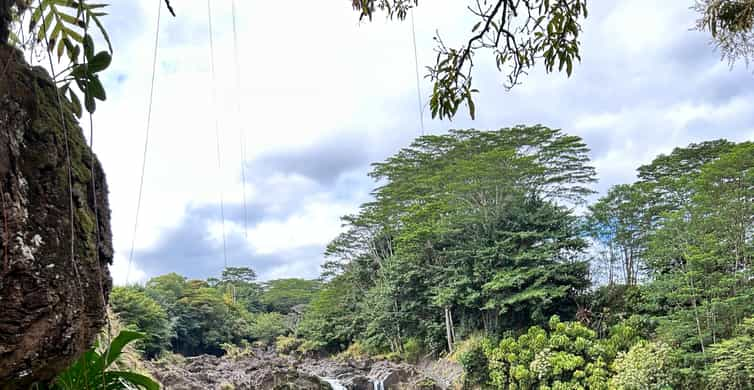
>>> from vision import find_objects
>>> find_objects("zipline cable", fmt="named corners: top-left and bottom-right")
top-left (231, 0), bottom-right (249, 239)
top-left (126, 0), bottom-right (162, 285)
top-left (76, 6), bottom-right (113, 370)
top-left (207, 0), bottom-right (229, 269)
top-left (36, 0), bottom-right (82, 299)
top-left (410, 8), bottom-right (425, 136)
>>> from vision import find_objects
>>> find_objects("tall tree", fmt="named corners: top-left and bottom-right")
top-left (641, 142), bottom-right (754, 384)
top-left (588, 184), bottom-right (650, 286)
top-left (324, 126), bottom-right (596, 353)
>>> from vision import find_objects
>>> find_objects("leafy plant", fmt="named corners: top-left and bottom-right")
top-left (109, 286), bottom-right (173, 359)
top-left (20, 0), bottom-right (113, 116)
top-left (250, 312), bottom-right (287, 343)
top-left (455, 336), bottom-right (491, 386)
top-left (53, 330), bottom-right (159, 390)
top-left (706, 316), bottom-right (754, 390)
top-left (481, 316), bottom-right (621, 390)
top-left (609, 341), bottom-right (675, 390)
top-left (275, 335), bottom-right (301, 355)
top-left (220, 340), bottom-right (255, 361)
top-left (352, 0), bottom-right (587, 120)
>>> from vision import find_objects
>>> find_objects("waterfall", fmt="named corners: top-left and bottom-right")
top-left (322, 377), bottom-right (347, 390)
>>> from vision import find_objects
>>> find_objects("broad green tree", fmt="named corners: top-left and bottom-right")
top-left (109, 286), bottom-right (173, 358)
top-left (322, 126), bottom-right (595, 353)
top-left (260, 278), bottom-right (321, 314)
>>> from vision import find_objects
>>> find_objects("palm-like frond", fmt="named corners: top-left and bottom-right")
top-left (30, 0), bottom-right (111, 61)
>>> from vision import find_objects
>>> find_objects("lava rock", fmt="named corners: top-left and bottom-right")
top-left (0, 45), bottom-right (112, 386)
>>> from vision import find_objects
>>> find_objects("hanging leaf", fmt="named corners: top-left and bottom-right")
top-left (88, 76), bottom-right (106, 101)
top-left (88, 51), bottom-right (111, 73)
top-left (83, 34), bottom-right (95, 60)
top-left (84, 91), bottom-right (96, 114)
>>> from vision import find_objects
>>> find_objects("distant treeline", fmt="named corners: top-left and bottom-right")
top-left (112, 126), bottom-right (754, 389)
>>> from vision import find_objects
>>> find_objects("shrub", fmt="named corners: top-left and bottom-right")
top-left (109, 286), bottom-right (173, 358)
top-left (275, 335), bottom-right (301, 354)
top-left (453, 335), bottom-right (490, 387)
top-left (609, 341), bottom-right (675, 390)
top-left (335, 341), bottom-right (369, 361)
top-left (402, 337), bottom-right (423, 363)
top-left (250, 312), bottom-right (287, 343)
top-left (373, 352), bottom-right (402, 362)
top-left (52, 331), bottom-right (159, 390)
top-left (415, 377), bottom-right (437, 389)
top-left (706, 317), bottom-right (754, 390)
top-left (482, 316), bottom-right (616, 390)
top-left (297, 339), bottom-right (326, 355)
top-left (220, 342), bottom-right (254, 361)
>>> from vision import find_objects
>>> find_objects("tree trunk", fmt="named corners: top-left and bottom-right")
top-left (444, 306), bottom-right (454, 353)
top-left (0, 45), bottom-right (113, 386)
top-left (0, 1), bottom-right (11, 45)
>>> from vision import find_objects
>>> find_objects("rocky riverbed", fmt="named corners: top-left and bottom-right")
top-left (145, 348), bottom-right (462, 390)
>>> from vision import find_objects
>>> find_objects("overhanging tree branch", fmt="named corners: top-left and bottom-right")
top-left (352, 0), bottom-right (588, 120)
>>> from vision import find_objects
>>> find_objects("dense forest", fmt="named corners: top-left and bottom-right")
top-left (110, 126), bottom-right (754, 389)
top-left (3, 0), bottom-right (754, 387)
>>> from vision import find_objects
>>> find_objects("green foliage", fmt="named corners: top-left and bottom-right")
top-left (297, 339), bottom-right (326, 355)
top-left (609, 341), bottom-right (675, 390)
top-left (297, 276), bottom-right (361, 352)
top-left (587, 184), bottom-right (650, 286)
top-left (314, 126), bottom-right (595, 356)
top-left (707, 316), bottom-right (754, 390)
top-left (353, 1), bottom-right (587, 120)
top-left (695, 0), bottom-right (754, 66)
top-left (217, 266), bottom-right (264, 313)
top-left (109, 286), bottom-right (172, 359)
top-left (220, 340), bottom-right (254, 361)
top-left (585, 139), bottom-right (754, 388)
top-left (275, 335), bottom-right (301, 355)
top-left (250, 312), bottom-right (287, 343)
top-left (480, 316), bottom-right (621, 390)
top-left (260, 278), bottom-right (321, 314)
top-left (98, 135), bottom-right (754, 390)
top-left (454, 336), bottom-right (490, 386)
top-left (402, 337), bottom-right (423, 363)
top-left (53, 331), bottom-right (159, 390)
top-left (7, 0), bottom-right (114, 115)
top-left (145, 272), bottom-right (187, 311)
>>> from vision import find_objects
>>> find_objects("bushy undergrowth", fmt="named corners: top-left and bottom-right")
top-left (52, 331), bottom-right (160, 390)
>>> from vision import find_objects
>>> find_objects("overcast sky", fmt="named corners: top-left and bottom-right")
top-left (77, 0), bottom-right (754, 285)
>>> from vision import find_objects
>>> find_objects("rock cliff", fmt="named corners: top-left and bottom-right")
top-left (0, 45), bottom-right (113, 386)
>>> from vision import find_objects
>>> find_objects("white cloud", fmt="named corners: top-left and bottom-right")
top-left (84, 0), bottom-right (754, 285)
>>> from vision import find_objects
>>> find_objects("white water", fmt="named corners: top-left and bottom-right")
top-left (322, 377), bottom-right (347, 390)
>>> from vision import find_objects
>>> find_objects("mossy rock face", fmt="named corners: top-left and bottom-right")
top-left (0, 45), bottom-right (113, 386)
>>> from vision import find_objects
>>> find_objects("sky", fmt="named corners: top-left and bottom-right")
top-left (70, 0), bottom-right (754, 285)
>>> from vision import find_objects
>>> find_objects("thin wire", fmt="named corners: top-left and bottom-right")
top-left (410, 8), bottom-right (425, 136)
top-left (74, 1), bottom-right (106, 312)
top-left (207, 0), bottom-right (229, 269)
top-left (231, 0), bottom-right (249, 239)
top-left (75, 5), bottom-right (112, 369)
top-left (1, 193), bottom-right (8, 275)
top-left (37, 0), bottom-right (82, 297)
top-left (126, 0), bottom-right (162, 284)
